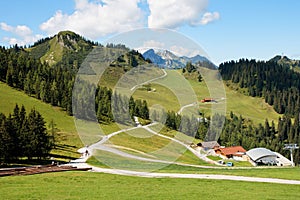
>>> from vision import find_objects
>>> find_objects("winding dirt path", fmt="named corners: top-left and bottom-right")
top-left (68, 69), bottom-right (300, 185)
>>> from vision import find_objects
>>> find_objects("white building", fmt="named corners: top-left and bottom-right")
top-left (246, 147), bottom-right (292, 166)
top-left (246, 148), bottom-right (277, 166)
top-left (274, 152), bottom-right (293, 166)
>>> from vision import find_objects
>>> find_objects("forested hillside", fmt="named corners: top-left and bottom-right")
top-left (218, 59), bottom-right (300, 163)
top-left (0, 31), bottom-right (150, 116)
top-left (219, 59), bottom-right (300, 116)
top-left (217, 112), bottom-right (300, 163)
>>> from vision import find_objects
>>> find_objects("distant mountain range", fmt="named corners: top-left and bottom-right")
top-left (142, 49), bottom-right (216, 69)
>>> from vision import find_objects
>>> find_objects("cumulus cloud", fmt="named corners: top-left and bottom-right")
top-left (147, 0), bottom-right (218, 28)
top-left (0, 22), bottom-right (43, 46)
top-left (1, 0), bottom-right (220, 46)
top-left (197, 12), bottom-right (220, 25)
top-left (40, 0), bottom-right (145, 39)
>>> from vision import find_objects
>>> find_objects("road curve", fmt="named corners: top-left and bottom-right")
top-left (130, 69), bottom-right (167, 91)
top-left (69, 68), bottom-right (300, 185)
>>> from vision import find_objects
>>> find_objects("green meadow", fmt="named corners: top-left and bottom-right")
top-left (132, 69), bottom-right (281, 125)
top-left (0, 171), bottom-right (299, 200)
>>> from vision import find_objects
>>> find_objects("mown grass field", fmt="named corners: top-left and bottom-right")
top-left (88, 155), bottom-right (300, 181)
top-left (158, 165), bottom-right (300, 180)
top-left (1, 171), bottom-right (299, 200)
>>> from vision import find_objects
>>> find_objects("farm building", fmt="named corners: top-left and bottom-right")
top-left (200, 98), bottom-right (216, 103)
top-left (215, 146), bottom-right (247, 160)
top-left (197, 141), bottom-right (220, 151)
top-left (246, 148), bottom-right (277, 166)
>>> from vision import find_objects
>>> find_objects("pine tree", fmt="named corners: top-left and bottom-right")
top-left (0, 114), bottom-right (12, 161)
top-left (141, 100), bottom-right (149, 119)
top-left (27, 109), bottom-right (51, 159)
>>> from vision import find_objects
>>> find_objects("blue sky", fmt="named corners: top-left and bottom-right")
top-left (0, 0), bottom-right (299, 65)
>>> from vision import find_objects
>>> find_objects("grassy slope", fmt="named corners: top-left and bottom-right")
top-left (190, 79), bottom-right (281, 124)
top-left (38, 36), bottom-right (63, 66)
top-left (107, 128), bottom-right (207, 165)
top-left (187, 70), bottom-right (281, 124)
top-left (91, 68), bottom-right (282, 168)
top-left (149, 123), bottom-right (201, 144)
top-left (0, 65), bottom-right (281, 165)
top-left (0, 82), bottom-right (81, 161)
top-left (134, 69), bottom-right (281, 125)
top-left (0, 81), bottom-right (205, 165)
top-left (0, 81), bottom-right (204, 165)
top-left (1, 172), bottom-right (299, 200)
top-left (133, 84), bottom-right (180, 112)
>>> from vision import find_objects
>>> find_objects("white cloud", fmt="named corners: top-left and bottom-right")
top-left (169, 45), bottom-right (202, 57)
top-left (40, 0), bottom-right (145, 39)
top-left (1, 22), bottom-right (13, 32)
top-left (134, 40), bottom-right (166, 53)
top-left (197, 12), bottom-right (220, 25)
top-left (0, 22), bottom-right (43, 46)
top-left (0, 0), bottom-right (220, 46)
top-left (15, 25), bottom-right (32, 37)
top-left (135, 41), bottom-right (204, 57)
top-left (147, 0), bottom-right (218, 28)
top-left (143, 40), bottom-right (165, 49)
top-left (135, 40), bottom-right (165, 53)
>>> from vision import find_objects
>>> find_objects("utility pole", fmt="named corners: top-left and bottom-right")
top-left (284, 144), bottom-right (299, 167)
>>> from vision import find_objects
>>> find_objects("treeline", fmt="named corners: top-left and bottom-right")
top-left (166, 111), bottom-right (200, 137)
top-left (219, 59), bottom-right (300, 116)
top-left (218, 112), bottom-right (300, 164)
top-left (159, 107), bottom-right (300, 164)
top-left (150, 109), bottom-right (203, 139)
top-left (96, 87), bottom-right (149, 124)
top-left (0, 105), bottom-right (53, 162)
top-left (73, 81), bottom-right (150, 124)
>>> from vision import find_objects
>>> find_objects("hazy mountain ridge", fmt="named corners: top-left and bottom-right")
top-left (142, 48), bottom-right (215, 69)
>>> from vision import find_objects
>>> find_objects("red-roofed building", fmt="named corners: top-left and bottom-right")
top-left (200, 98), bottom-right (216, 103)
top-left (215, 146), bottom-right (247, 160)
